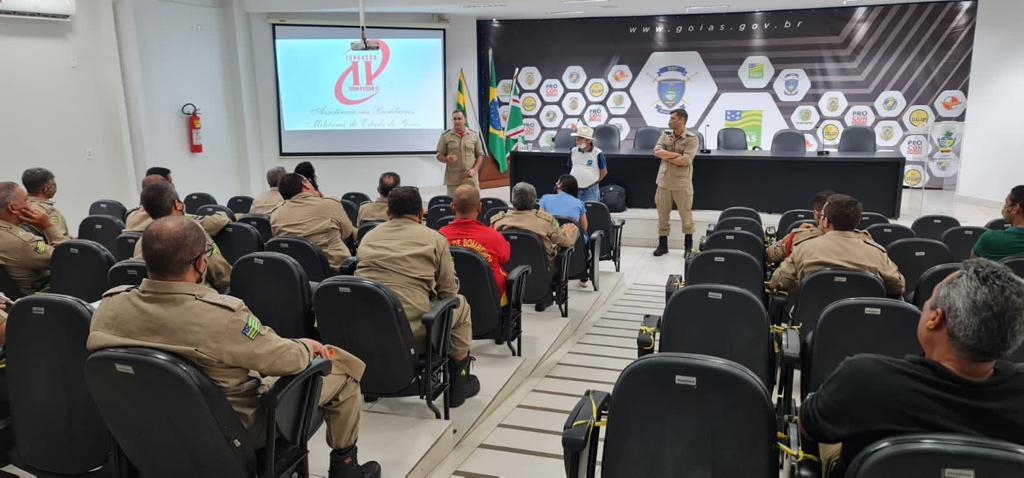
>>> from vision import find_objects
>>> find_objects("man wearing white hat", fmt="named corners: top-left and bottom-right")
top-left (567, 125), bottom-right (608, 203)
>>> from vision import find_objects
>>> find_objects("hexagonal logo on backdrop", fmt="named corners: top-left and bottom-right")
top-left (902, 105), bottom-right (935, 133)
top-left (903, 163), bottom-right (928, 188)
top-left (584, 78), bottom-right (609, 103)
top-left (497, 79), bottom-right (514, 103)
top-left (520, 92), bottom-right (542, 116)
top-left (844, 105), bottom-right (876, 127)
top-left (630, 51), bottom-right (718, 128)
top-left (539, 104), bottom-right (564, 128)
top-left (803, 133), bottom-right (819, 152)
top-left (522, 118), bottom-right (542, 141)
top-left (874, 90), bottom-right (907, 118)
top-left (874, 120), bottom-right (903, 147)
top-left (738, 55), bottom-right (775, 89)
top-left (561, 118), bottom-right (582, 130)
top-left (900, 134), bottom-right (931, 159)
top-left (817, 119), bottom-right (845, 146)
top-left (772, 69), bottom-right (811, 102)
top-left (562, 66), bottom-right (587, 90)
top-left (607, 118), bottom-right (631, 140)
top-left (696, 92), bottom-right (787, 150)
top-left (561, 92), bottom-right (586, 116)
top-left (539, 78), bottom-right (565, 103)
top-left (584, 104), bottom-right (609, 127)
top-left (517, 67), bottom-right (542, 91)
top-left (933, 90), bottom-right (967, 118)
top-left (930, 121), bottom-right (965, 153)
top-left (607, 65), bottom-right (634, 89)
top-left (607, 91), bottom-right (633, 115)
top-left (790, 105), bottom-right (820, 131)
top-left (818, 92), bottom-right (849, 118)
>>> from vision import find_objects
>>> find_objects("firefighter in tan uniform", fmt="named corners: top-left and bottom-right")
top-left (766, 190), bottom-right (835, 265)
top-left (0, 182), bottom-right (70, 295)
top-left (125, 168), bottom-right (174, 231)
top-left (270, 174), bottom-right (355, 271)
top-left (354, 186), bottom-right (481, 408)
top-left (435, 110), bottom-right (484, 196)
top-left (769, 194), bottom-right (905, 296)
top-left (250, 167), bottom-right (287, 216)
top-left (88, 217), bottom-right (380, 478)
top-left (652, 108), bottom-right (700, 257)
top-left (22, 168), bottom-right (71, 240)
top-left (356, 172), bottom-right (400, 226)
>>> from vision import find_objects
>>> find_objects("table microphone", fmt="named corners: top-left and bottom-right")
top-left (699, 124), bottom-right (711, 154)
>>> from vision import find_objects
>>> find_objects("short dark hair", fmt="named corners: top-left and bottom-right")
top-left (140, 181), bottom-right (180, 219)
top-left (558, 174), bottom-right (579, 197)
top-left (1011, 185), bottom-right (1024, 208)
top-left (142, 216), bottom-right (207, 278)
top-left (378, 172), bottom-right (401, 197)
top-left (823, 194), bottom-right (863, 231)
top-left (811, 190), bottom-right (836, 212)
top-left (278, 173), bottom-right (306, 200)
top-left (452, 110), bottom-right (465, 118)
top-left (141, 174), bottom-right (168, 190)
top-left (145, 167), bottom-right (171, 179)
top-left (21, 168), bottom-right (55, 195)
top-left (294, 161), bottom-right (319, 191)
top-left (267, 167), bottom-right (287, 188)
top-left (670, 109), bottom-right (688, 121)
top-left (387, 186), bottom-right (422, 217)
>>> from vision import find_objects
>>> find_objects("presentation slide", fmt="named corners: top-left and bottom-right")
top-left (273, 24), bottom-right (446, 155)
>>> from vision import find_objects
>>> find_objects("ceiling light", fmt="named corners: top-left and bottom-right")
top-left (685, 4), bottom-right (729, 12)
top-left (842, 0), bottom-right (860, 4)
top-left (462, 3), bottom-right (507, 8)
top-left (546, 10), bottom-right (585, 15)
top-left (562, 0), bottom-right (609, 3)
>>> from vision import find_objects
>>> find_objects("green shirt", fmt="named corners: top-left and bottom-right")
top-left (972, 227), bottom-right (1024, 261)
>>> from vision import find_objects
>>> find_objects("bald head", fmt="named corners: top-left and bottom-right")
top-left (142, 216), bottom-right (207, 279)
top-left (141, 174), bottom-right (169, 190)
top-left (453, 185), bottom-right (481, 218)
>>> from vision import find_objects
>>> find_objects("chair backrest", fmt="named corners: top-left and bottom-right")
top-left (777, 209), bottom-right (814, 236)
top-left (941, 226), bottom-right (987, 262)
top-left (85, 348), bottom-right (257, 478)
top-left (339, 199), bottom-right (359, 227)
top-left (357, 221), bottom-right (382, 243)
top-left (633, 126), bottom-right (662, 150)
top-left (838, 126), bottom-right (877, 152)
top-left (554, 128), bottom-right (575, 148)
top-left (427, 195), bottom-right (453, 209)
top-left (184, 192), bottom-right (217, 214)
top-left (911, 214), bottom-right (961, 241)
top-left (715, 216), bottom-right (764, 238)
top-left (787, 219), bottom-right (816, 234)
top-left (107, 259), bottom-right (148, 288)
top-left (342, 192), bottom-right (372, 205)
top-left (687, 250), bottom-right (764, 301)
top-left (912, 263), bottom-right (960, 308)
top-left (230, 252), bottom-right (313, 339)
top-left (1002, 255), bottom-right (1024, 279)
top-left (88, 199), bottom-right (128, 220)
top-left (226, 195), bottom-right (253, 215)
top-left (7, 294), bottom-right (111, 474)
top-left (718, 206), bottom-right (762, 225)
top-left (695, 131), bottom-right (706, 150)
top-left (0, 265), bottom-right (24, 300)
top-left (482, 206), bottom-right (509, 227)
top-left (704, 230), bottom-right (765, 270)
top-left (771, 129), bottom-right (806, 153)
top-left (49, 240), bottom-right (115, 302)
top-left (213, 222), bottom-right (263, 265)
top-left (451, 247), bottom-right (502, 338)
top-left (196, 204), bottom-right (237, 223)
top-left (426, 204), bottom-right (452, 230)
top-left (808, 298), bottom-right (922, 393)
top-left (887, 238), bottom-right (955, 294)
top-left (717, 127), bottom-right (748, 150)
top-left (265, 236), bottom-right (334, 282)
top-left (792, 269), bottom-right (886, 338)
top-left (866, 223), bottom-right (915, 248)
top-left (987, 218), bottom-right (1011, 230)
top-left (660, 285), bottom-right (772, 386)
top-left (593, 124), bottom-right (620, 151)
top-left (846, 434), bottom-right (1024, 478)
top-left (555, 216), bottom-right (589, 279)
top-left (77, 214), bottom-right (125, 255)
top-left (114, 231), bottom-right (142, 262)
top-left (479, 197), bottom-right (509, 223)
top-left (585, 201), bottom-right (615, 257)
top-left (859, 212), bottom-right (890, 229)
top-left (237, 213), bottom-right (272, 244)
top-left (313, 276), bottom-right (420, 394)
top-left (601, 353), bottom-right (776, 478)
top-left (435, 215), bottom-right (455, 230)
top-left (502, 230), bottom-right (552, 303)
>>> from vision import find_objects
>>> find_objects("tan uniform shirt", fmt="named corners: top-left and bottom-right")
top-left (490, 209), bottom-right (578, 264)
top-left (250, 188), bottom-right (284, 216)
top-left (86, 279), bottom-right (365, 431)
top-left (768, 230), bottom-right (905, 295)
top-left (124, 210), bottom-right (230, 237)
top-left (356, 198), bottom-right (389, 226)
top-left (132, 224), bottom-right (232, 291)
top-left (766, 226), bottom-right (825, 265)
top-left (270, 192), bottom-right (354, 270)
top-left (436, 128), bottom-right (484, 186)
top-left (653, 130), bottom-right (700, 191)
top-left (27, 197), bottom-right (71, 239)
top-left (124, 208), bottom-right (150, 232)
top-left (0, 220), bottom-right (68, 295)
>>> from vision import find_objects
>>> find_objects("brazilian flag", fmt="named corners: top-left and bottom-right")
top-left (487, 50), bottom-right (507, 173)
top-left (724, 109), bottom-right (764, 149)
top-left (455, 69), bottom-right (468, 115)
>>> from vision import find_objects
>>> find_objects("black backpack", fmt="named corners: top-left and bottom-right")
top-left (600, 184), bottom-right (626, 212)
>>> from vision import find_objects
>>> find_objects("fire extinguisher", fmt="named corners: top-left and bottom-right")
top-left (181, 103), bottom-right (203, 154)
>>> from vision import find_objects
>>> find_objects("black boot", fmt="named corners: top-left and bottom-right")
top-left (534, 292), bottom-right (554, 311)
top-left (329, 446), bottom-right (381, 478)
top-left (653, 236), bottom-right (669, 256)
top-left (684, 234), bottom-right (695, 260)
top-left (448, 355), bottom-right (481, 408)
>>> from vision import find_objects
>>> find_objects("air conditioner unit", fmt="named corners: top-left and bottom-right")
top-left (0, 0), bottom-right (75, 21)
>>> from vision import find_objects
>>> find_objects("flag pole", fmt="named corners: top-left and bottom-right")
top-left (462, 62), bottom-right (490, 157)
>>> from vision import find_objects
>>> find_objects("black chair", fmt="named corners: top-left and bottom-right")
top-left (342, 192), bottom-right (372, 205)
top-left (593, 124), bottom-right (620, 151)
top-left (790, 269), bottom-right (886, 339)
top-left (714, 216), bottom-right (764, 238)
top-left (717, 127), bottom-right (748, 150)
top-left (427, 195), bottom-right (453, 209)
top-left (314, 276), bottom-right (456, 419)
top-left (771, 129), bottom-right (805, 153)
top-left (502, 229), bottom-right (572, 317)
top-left (718, 206), bottom-right (762, 225)
top-left (426, 204), bottom-right (452, 230)
top-left (49, 240), bottom-right (115, 302)
top-left (888, 238), bottom-right (954, 296)
top-left (866, 223), bottom-right (915, 248)
top-left (238, 213), bottom-right (273, 244)
top-left (89, 199), bottom-right (128, 221)
top-left (777, 209), bottom-right (814, 238)
top-left (912, 263), bottom-right (960, 308)
top-left (114, 231), bottom-right (142, 262)
top-left (214, 222), bottom-right (263, 265)
top-left (941, 226), bottom-right (987, 262)
top-left (787, 219), bottom-right (816, 234)
top-left (846, 434), bottom-right (1024, 478)
top-left (184, 192), bottom-right (217, 214)
top-left (78, 214), bottom-right (124, 256)
top-left (859, 212), bottom-right (890, 229)
top-left (339, 199), bottom-right (359, 228)
top-left (107, 259), bottom-right (148, 288)
top-left (433, 215), bottom-right (455, 230)
top-left (197, 203), bottom-right (237, 223)
top-left (481, 206), bottom-right (508, 227)
top-left (266, 237), bottom-right (335, 282)
top-left (585, 201), bottom-right (624, 272)
top-left (86, 347), bottom-right (330, 478)
top-left (987, 218), bottom-right (1011, 230)
top-left (227, 195), bottom-right (253, 215)
top-left (231, 252), bottom-right (314, 339)
top-left (0, 266), bottom-right (24, 300)
top-left (479, 197), bottom-right (509, 223)
top-left (554, 128), bottom-right (575, 148)
top-left (703, 230), bottom-right (765, 270)
top-left (451, 248), bottom-right (531, 356)
top-left (356, 221), bottom-right (382, 245)
top-left (562, 353), bottom-right (776, 478)
top-left (632, 126), bottom-right (662, 150)
top-left (555, 217), bottom-right (603, 291)
top-left (7, 294), bottom-right (114, 476)
top-left (695, 131), bottom-right (706, 150)
top-left (1002, 255), bottom-right (1024, 279)
top-left (911, 214), bottom-right (961, 241)
top-left (685, 250), bottom-right (764, 302)
top-left (838, 126), bottom-right (877, 152)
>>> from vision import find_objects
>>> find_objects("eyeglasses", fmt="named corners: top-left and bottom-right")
top-left (190, 245), bottom-right (214, 264)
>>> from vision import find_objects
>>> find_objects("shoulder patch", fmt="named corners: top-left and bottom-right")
top-left (196, 293), bottom-right (245, 312)
top-left (33, 241), bottom-right (47, 254)
top-left (241, 314), bottom-right (262, 340)
top-left (102, 285), bottom-right (136, 298)
top-left (50, 215), bottom-right (61, 225)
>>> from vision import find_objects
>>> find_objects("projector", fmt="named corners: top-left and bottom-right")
top-left (350, 38), bottom-right (380, 51)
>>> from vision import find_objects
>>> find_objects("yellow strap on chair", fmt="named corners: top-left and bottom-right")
top-left (571, 391), bottom-right (608, 430)
top-left (778, 443), bottom-right (821, 463)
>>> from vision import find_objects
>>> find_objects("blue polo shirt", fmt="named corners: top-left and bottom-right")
top-left (539, 191), bottom-right (587, 244)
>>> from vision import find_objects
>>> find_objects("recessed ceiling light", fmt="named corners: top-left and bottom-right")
top-left (546, 10), bottom-right (585, 15)
top-left (842, 0), bottom-right (860, 4)
top-left (685, 4), bottom-right (729, 12)
top-left (562, 0), bottom-right (609, 3)
top-left (462, 3), bottom-right (507, 8)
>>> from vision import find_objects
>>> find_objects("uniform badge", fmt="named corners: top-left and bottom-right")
top-left (33, 241), bottom-right (47, 254)
top-left (50, 215), bottom-right (60, 225)
top-left (241, 315), bottom-right (262, 340)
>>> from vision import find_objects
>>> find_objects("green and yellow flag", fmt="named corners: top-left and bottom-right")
top-left (487, 50), bottom-right (507, 172)
top-left (455, 69), bottom-right (469, 115)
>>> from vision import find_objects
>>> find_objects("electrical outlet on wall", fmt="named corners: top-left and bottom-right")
top-left (85, 148), bottom-right (94, 160)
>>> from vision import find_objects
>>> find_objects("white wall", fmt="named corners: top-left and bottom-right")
top-left (0, 0), bottom-right (135, 229)
top-left (958, 0), bottom-right (1023, 203)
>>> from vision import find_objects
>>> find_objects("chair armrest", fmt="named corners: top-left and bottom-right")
top-left (562, 390), bottom-right (610, 478)
top-left (260, 357), bottom-right (332, 477)
top-left (261, 359), bottom-right (332, 409)
top-left (506, 265), bottom-right (532, 308)
top-left (637, 314), bottom-right (661, 357)
top-left (423, 297), bottom-right (460, 359)
top-left (339, 257), bottom-right (358, 275)
top-left (612, 219), bottom-right (625, 228)
top-left (781, 328), bottom-right (800, 364)
top-left (589, 231), bottom-right (604, 256)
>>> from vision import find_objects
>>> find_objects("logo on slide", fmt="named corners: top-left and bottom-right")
top-left (334, 40), bottom-right (391, 106)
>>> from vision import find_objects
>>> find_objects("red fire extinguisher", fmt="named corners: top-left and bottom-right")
top-left (181, 103), bottom-right (203, 154)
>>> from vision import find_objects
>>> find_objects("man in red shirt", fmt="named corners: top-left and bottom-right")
top-left (441, 185), bottom-right (511, 304)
